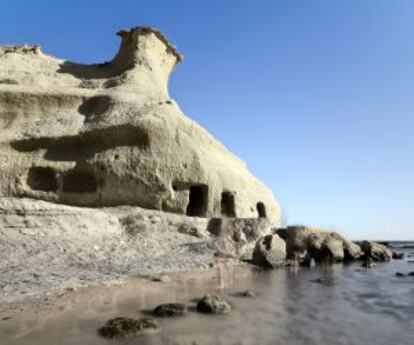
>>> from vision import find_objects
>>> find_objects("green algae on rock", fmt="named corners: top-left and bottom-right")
top-left (153, 303), bottom-right (187, 317)
top-left (98, 317), bottom-right (159, 339)
top-left (197, 294), bottom-right (231, 315)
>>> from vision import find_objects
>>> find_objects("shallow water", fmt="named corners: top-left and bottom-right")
top-left (1, 245), bottom-right (414, 345)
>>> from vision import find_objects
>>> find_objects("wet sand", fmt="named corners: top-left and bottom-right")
top-left (1, 260), bottom-right (413, 345)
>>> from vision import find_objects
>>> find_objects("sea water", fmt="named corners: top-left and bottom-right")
top-left (0, 243), bottom-right (413, 345)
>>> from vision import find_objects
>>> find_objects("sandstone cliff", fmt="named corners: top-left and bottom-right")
top-left (0, 27), bottom-right (280, 221)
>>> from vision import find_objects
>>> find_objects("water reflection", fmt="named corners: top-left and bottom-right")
top-left (1, 259), bottom-right (413, 345)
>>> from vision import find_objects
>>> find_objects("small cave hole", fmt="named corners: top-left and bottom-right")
top-left (221, 191), bottom-right (236, 217)
top-left (186, 185), bottom-right (208, 217)
top-left (27, 167), bottom-right (58, 192)
top-left (62, 171), bottom-right (97, 193)
top-left (257, 202), bottom-right (267, 218)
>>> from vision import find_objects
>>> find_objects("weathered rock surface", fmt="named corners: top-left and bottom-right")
top-left (98, 317), bottom-right (159, 339)
top-left (153, 303), bottom-right (187, 317)
top-left (0, 27), bottom-right (280, 221)
top-left (196, 294), bottom-right (231, 314)
top-left (207, 217), bottom-right (272, 259)
top-left (0, 197), bottom-right (270, 301)
top-left (252, 234), bottom-right (286, 268)
top-left (0, 27), bottom-right (282, 301)
top-left (360, 241), bottom-right (392, 261)
top-left (275, 226), bottom-right (362, 264)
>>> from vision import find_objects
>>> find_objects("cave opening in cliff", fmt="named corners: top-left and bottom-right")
top-left (186, 185), bottom-right (208, 217)
top-left (257, 202), bottom-right (267, 218)
top-left (27, 166), bottom-right (58, 192)
top-left (221, 191), bottom-right (236, 217)
top-left (62, 170), bottom-right (97, 193)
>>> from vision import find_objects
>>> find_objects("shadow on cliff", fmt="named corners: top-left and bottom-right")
top-left (57, 61), bottom-right (115, 80)
top-left (10, 124), bottom-right (150, 161)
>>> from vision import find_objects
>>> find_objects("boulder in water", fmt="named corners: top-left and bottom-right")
top-left (360, 241), bottom-right (392, 261)
top-left (153, 303), bottom-right (187, 317)
top-left (98, 317), bottom-right (159, 339)
top-left (252, 234), bottom-right (286, 268)
top-left (197, 294), bottom-right (231, 314)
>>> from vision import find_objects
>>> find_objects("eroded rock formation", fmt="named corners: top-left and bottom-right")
top-left (0, 27), bottom-right (280, 220)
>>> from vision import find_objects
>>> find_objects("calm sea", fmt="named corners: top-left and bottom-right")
top-left (0, 242), bottom-right (413, 345)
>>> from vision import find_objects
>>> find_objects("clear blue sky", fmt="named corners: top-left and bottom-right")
top-left (2, 1), bottom-right (413, 240)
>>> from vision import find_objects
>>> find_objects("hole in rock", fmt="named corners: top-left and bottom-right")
top-left (186, 185), bottom-right (208, 217)
top-left (62, 170), bottom-right (97, 193)
top-left (27, 167), bottom-right (58, 192)
top-left (221, 191), bottom-right (236, 217)
top-left (257, 202), bottom-right (267, 218)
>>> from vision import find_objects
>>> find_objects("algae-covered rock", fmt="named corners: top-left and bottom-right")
top-left (153, 303), bottom-right (187, 317)
top-left (252, 234), bottom-right (286, 268)
top-left (196, 294), bottom-right (231, 314)
top-left (98, 317), bottom-right (159, 339)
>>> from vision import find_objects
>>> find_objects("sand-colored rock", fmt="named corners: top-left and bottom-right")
top-left (252, 234), bottom-right (286, 267)
top-left (0, 27), bottom-right (280, 222)
top-left (0, 197), bottom-right (272, 301)
top-left (275, 226), bottom-right (362, 263)
top-left (359, 241), bottom-right (392, 261)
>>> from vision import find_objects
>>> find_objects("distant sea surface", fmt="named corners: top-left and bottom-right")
top-left (0, 242), bottom-right (413, 345)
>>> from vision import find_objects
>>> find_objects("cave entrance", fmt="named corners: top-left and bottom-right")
top-left (257, 202), bottom-right (267, 218)
top-left (221, 191), bottom-right (235, 217)
top-left (27, 167), bottom-right (58, 192)
top-left (186, 185), bottom-right (208, 217)
top-left (62, 170), bottom-right (97, 193)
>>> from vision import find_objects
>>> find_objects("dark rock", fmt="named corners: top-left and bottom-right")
top-left (361, 258), bottom-right (376, 268)
top-left (360, 241), bottom-right (392, 261)
top-left (395, 272), bottom-right (405, 277)
top-left (240, 289), bottom-right (257, 297)
top-left (409, 272), bottom-right (414, 277)
top-left (408, 260), bottom-right (414, 264)
top-left (252, 234), bottom-right (286, 268)
top-left (392, 252), bottom-right (405, 260)
top-left (151, 275), bottom-right (171, 283)
top-left (98, 317), bottom-right (159, 339)
top-left (153, 303), bottom-right (187, 317)
top-left (196, 294), bottom-right (231, 314)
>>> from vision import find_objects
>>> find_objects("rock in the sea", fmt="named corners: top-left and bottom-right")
top-left (360, 241), bottom-right (392, 261)
top-left (239, 289), bottom-right (257, 298)
top-left (361, 258), bottom-right (376, 268)
top-left (330, 232), bottom-right (362, 260)
top-left (392, 252), bottom-right (405, 260)
top-left (196, 294), bottom-right (231, 314)
top-left (252, 234), bottom-right (286, 268)
top-left (275, 226), bottom-right (361, 264)
top-left (153, 303), bottom-right (187, 317)
top-left (409, 272), bottom-right (414, 277)
top-left (98, 317), bottom-right (159, 339)
top-left (395, 272), bottom-right (405, 277)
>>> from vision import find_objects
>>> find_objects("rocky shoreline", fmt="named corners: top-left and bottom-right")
top-left (0, 197), bottom-right (394, 304)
